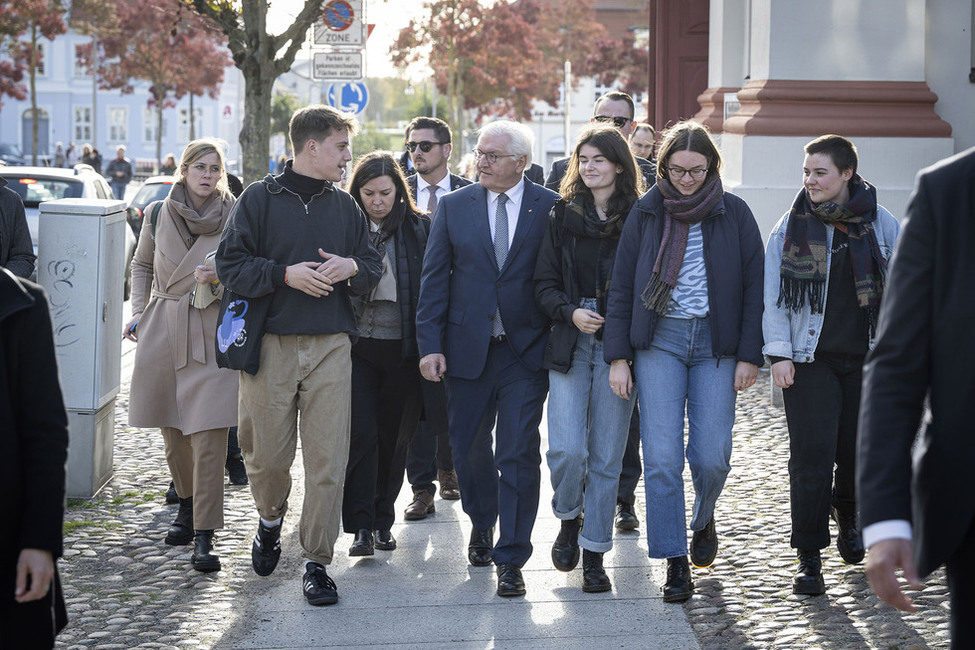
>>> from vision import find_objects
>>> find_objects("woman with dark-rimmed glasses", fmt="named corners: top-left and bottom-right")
top-left (603, 120), bottom-right (765, 602)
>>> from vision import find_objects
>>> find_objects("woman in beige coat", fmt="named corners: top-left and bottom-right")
top-left (123, 138), bottom-right (238, 572)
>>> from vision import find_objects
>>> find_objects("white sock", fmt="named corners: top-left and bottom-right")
top-left (260, 517), bottom-right (281, 528)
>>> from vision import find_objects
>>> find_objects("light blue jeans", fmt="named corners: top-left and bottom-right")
top-left (547, 299), bottom-right (636, 553)
top-left (634, 316), bottom-right (736, 559)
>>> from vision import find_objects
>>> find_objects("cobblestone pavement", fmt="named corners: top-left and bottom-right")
top-left (55, 347), bottom-right (950, 648)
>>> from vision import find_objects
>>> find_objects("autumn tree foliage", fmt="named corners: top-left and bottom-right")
top-left (390, 0), bottom-right (610, 132)
top-left (0, 0), bottom-right (67, 163)
top-left (587, 31), bottom-right (650, 99)
top-left (183, 0), bottom-right (328, 183)
top-left (78, 0), bottom-right (229, 169)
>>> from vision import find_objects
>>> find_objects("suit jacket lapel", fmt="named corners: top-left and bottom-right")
top-left (504, 179), bottom-right (539, 270)
top-left (468, 185), bottom-right (496, 267)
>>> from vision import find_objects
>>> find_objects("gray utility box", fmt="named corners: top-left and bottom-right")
top-left (38, 198), bottom-right (127, 498)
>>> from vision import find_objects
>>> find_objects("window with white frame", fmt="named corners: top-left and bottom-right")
top-left (33, 41), bottom-right (46, 77)
top-left (108, 106), bottom-right (127, 143)
top-left (143, 107), bottom-right (167, 143)
top-left (177, 107), bottom-right (203, 143)
top-left (73, 44), bottom-right (91, 79)
top-left (74, 106), bottom-right (92, 142)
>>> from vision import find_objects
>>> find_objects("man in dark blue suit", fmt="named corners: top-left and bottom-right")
top-left (402, 116), bottom-right (472, 520)
top-left (417, 120), bottom-right (558, 598)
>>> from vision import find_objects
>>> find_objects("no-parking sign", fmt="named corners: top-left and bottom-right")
top-left (314, 0), bottom-right (365, 47)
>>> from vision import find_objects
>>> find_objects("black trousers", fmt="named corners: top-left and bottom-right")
top-left (617, 396), bottom-right (641, 505)
top-left (342, 338), bottom-right (422, 532)
top-left (405, 380), bottom-right (454, 495)
top-left (783, 352), bottom-right (864, 550)
top-left (947, 513), bottom-right (975, 649)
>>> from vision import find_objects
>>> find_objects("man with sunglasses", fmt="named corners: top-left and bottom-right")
top-left (401, 116), bottom-right (472, 522)
top-left (417, 120), bottom-right (558, 598)
top-left (544, 91), bottom-right (656, 193)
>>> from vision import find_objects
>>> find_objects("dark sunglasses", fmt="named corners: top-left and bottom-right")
top-left (592, 115), bottom-right (631, 129)
top-left (406, 140), bottom-right (447, 153)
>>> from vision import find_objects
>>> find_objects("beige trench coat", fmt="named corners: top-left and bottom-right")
top-left (127, 195), bottom-right (239, 434)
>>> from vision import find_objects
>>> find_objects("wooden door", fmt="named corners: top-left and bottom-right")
top-left (647, 0), bottom-right (710, 131)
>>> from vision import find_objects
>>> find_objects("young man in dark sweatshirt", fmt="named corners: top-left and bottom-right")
top-left (217, 105), bottom-right (382, 606)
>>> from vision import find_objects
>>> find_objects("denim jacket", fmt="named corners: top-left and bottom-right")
top-left (762, 205), bottom-right (900, 362)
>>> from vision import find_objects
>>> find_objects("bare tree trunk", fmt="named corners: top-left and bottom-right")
top-left (189, 93), bottom-right (195, 140)
top-left (238, 57), bottom-right (274, 184)
top-left (156, 102), bottom-right (164, 172)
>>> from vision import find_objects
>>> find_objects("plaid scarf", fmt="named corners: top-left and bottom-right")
top-left (778, 176), bottom-right (886, 334)
top-left (640, 175), bottom-right (723, 315)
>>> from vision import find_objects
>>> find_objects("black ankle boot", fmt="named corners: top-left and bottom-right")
top-left (793, 548), bottom-right (826, 595)
top-left (663, 555), bottom-right (694, 603)
top-left (551, 515), bottom-right (582, 572)
top-left (165, 497), bottom-right (193, 546)
top-left (192, 530), bottom-right (221, 573)
top-left (582, 549), bottom-right (611, 593)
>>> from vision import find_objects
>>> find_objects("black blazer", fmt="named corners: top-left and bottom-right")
top-left (858, 147), bottom-right (975, 577)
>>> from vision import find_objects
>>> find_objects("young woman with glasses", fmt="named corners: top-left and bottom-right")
top-left (124, 138), bottom-right (239, 573)
top-left (603, 120), bottom-right (765, 602)
top-left (534, 125), bottom-right (646, 593)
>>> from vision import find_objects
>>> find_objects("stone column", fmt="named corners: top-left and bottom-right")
top-left (702, 0), bottom-right (954, 238)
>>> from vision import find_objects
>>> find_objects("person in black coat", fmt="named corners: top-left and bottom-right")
top-left (858, 147), bottom-right (975, 647)
top-left (0, 268), bottom-right (69, 648)
top-left (341, 152), bottom-right (431, 556)
top-left (533, 125), bottom-right (645, 592)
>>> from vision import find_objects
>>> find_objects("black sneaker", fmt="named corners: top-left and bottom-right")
top-left (252, 520), bottom-right (282, 577)
top-left (689, 517), bottom-right (718, 568)
top-left (226, 456), bottom-right (248, 486)
top-left (302, 562), bottom-right (338, 606)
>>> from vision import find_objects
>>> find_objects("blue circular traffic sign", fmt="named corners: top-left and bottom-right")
top-left (326, 82), bottom-right (369, 115)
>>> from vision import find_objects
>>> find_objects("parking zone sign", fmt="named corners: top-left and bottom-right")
top-left (314, 0), bottom-right (364, 47)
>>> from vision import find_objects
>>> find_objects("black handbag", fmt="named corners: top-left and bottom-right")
top-left (215, 288), bottom-right (271, 375)
top-left (215, 187), bottom-right (272, 375)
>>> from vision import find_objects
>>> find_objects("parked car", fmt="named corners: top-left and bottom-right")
top-left (126, 175), bottom-right (174, 241)
top-left (0, 164), bottom-right (137, 299)
top-left (0, 143), bottom-right (28, 166)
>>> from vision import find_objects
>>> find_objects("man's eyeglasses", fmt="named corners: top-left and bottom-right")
top-left (473, 149), bottom-right (519, 165)
top-left (592, 115), bottom-right (631, 129)
top-left (406, 141), bottom-right (447, 153)
top-left (666, 167), bottom-right (708, 180)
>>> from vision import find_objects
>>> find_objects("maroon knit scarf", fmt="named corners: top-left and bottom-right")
top-left (640, 175), bottom-right (723, 315)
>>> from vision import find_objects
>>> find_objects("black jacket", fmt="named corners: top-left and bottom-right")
top-left (0, 179), bottom-right (36, 278)
top-left (0, 269), bottom-right (68, 643)
top-left (355, 212), bottom-right (430, 359)
top-left (858, 147), bottom-right (975, 577)
top-left (603, 186), bottom-right (765, 366)
top-left (534, 199), bottom-right (625, 372)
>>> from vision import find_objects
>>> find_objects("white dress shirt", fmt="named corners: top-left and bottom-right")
top-left (416, 174), bottom-right (452, 214)
top-left (487, 180), bottom-right (525, 249)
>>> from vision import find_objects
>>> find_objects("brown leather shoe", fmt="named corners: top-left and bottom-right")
top-left (403, 490), bottom-right (436, 521)
top-left (438, 469), bottom-right (461, 500)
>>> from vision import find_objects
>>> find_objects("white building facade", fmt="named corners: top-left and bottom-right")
top-left (0, 29), bottom-right (243, 175)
